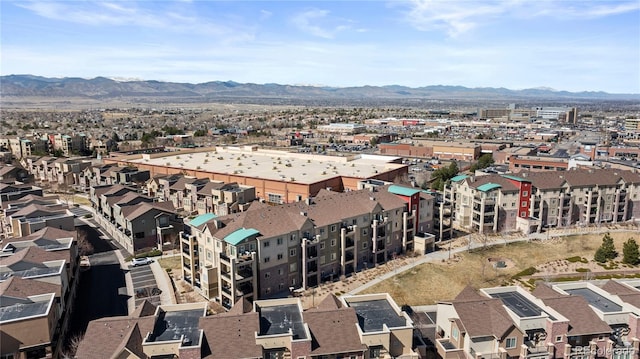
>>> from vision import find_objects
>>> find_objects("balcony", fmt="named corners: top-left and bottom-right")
top-left (183, 262), bottom-right (191, 271)
top-left (376, 240), bottom-right (385, 251)
top-left (346, 238), bottom-right (355, 248)
top-left (307, 262), bottom-right (318, 273)
top-left (182, 246), bottom-right (191, 256)
top-left (180, 232), bottom-right (191, 241)
top-left (436, 339), bottom-right (465, 359)
top-left (237, 266), bottom-right (253, 281)
top-left (221, 286), bottom-right (232, 295)
top-left (345, 251), bottom-right (354, 262)
top-left (377, 228), bottom-right (386, 237)
top-left (407, 221), bottom-right (414, 230)
top-left (307, 247), bottom-right (318, 259)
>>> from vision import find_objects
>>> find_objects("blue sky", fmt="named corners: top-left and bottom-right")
top-left (1, 1), bottom-right (639, 93)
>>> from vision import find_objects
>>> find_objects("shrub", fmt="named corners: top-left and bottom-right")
top-left (566, 256), bottom-right (588, 263)
top-left (135, 248), bottom-right (162, 259)
top-left (575, 268), bottom-right (590, 273)
top-left (513, 267), bottom-right (537, 279)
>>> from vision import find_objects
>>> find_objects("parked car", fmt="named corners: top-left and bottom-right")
top-left (131, 257), bottom-right (153, 267)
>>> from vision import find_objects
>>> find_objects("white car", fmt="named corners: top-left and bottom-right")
top-left (131, 257), bottom-right (153, 267)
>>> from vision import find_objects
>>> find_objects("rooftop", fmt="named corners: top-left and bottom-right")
top-left (450, 174), bottom-right (469, 182)
top-left (346, 299), bottom-right (407, 333)
top-left (0, 293), bottom-right (54, 323)
top-left (147, 308), bottom-right (203, 346)
top-left (490, 291), bottom-right (549, 319)
top-left (387, 185), bottom-right (421, 197)
top-left (564, 288), bottom-right (623, 313)
top-left (477, 183), bottom-right (502, 192)
top-left (257, 303), bottom-right (307, 340)
top-left (127, 147), bottom-right (405, 184)
top-left (188, 213), bottom-right (217, 228)
top-left (224, 228), bottom-right (259, 246)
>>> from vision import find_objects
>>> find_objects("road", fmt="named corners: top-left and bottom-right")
top-left (63, 224), bottom-right (128, 349)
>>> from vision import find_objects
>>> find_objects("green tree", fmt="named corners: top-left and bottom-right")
top-left (623, 238), bottom-right (640, 265)
top-left (369, 137), bottom-right (378, 147)
top-left (594, 232), bottom-right (617, 263)
top-left (470, 153), bottom-right (495, 172)
top-left (430, 161), bottom-right (459, 191)
top-left (193, 129), bottom-right (207, 137)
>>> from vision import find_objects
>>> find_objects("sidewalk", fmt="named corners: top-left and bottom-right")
top-left (149, 259), bottom-right (177, 305)
top-left (113, 249), bottom-right (136, 314)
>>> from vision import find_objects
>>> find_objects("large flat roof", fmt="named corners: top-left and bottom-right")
top-left (257, 303), bottom-right (307, 340)
top-left (346, 299), bottom-right (406, 332)
top-left (565, 288), bottom-right (622, 313)
top-left (0, 294), bottom-right (53, 323)
top-left (128, 147), bottom-right (405, 185)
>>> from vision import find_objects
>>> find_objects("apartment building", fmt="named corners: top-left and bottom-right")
top-left (180, 185), bottom-right (433, 307)
top-left (446, 169), bottom-right (640, 235)
top-left (447, 174), bottom-right (529, 234)
top-left (49, 134), bottom-right (88, 157)
top-left (90, 184), bottom-right (182, 253)
top-left (25, 156), bottom-right (92, 185)
top-left (438, 281), bottom-right (640, 359)
top-left (76, 293), bottom-right (425, 359)
top-left (0, 227), bottom-right (80, 359)
top-left (1, 137), bottom-right (48, 159)
top-left (76, 302), bottom-right (208, 359)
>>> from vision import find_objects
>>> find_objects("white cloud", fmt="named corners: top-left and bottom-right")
top-left (399, 0), bottom-right (640, 36)
top-left (291, 9), bottom-right (350, 39)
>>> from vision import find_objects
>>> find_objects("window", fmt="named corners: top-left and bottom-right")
top-left (290, 248), bottom-right (296, 257)
top-left (331, 239), bottom-right (336, 247)
top-left (291, 278), bottom-right (297, 285)
top-left (320, 242), bottom-right (325, 250)
top-left (320, 228), bottom-right (325, 235)
top-left (555, 335), bottom-right (563, 343)
top-left (206, 250), bottom-right (212, 260)
top-left (330, 253), bottom-right (336, 261)
top-left (522, 190), bottom-right (528, 197)
top-left (362, 242), bottom-right (368, 249)
top-left (277, 237), bottom-right (283, 245)
top-left (511, 202), bottom-right (515, 207)
top-left (521, 201), bottom-right (528, 207)
top-left (277, 253), bottom-right (283, 260)
top-left (362, 228), bottom-right (368, 235)
top-left (278, 269), bottom-right (283, 275)
top-left (505, 337), bottom-right (517, 349)
top-left (520, 211), bottom-right (526, 217)
top-left (264, 257), bottom-right (270, 263)
top-left (263, 241), bottom-right (270, 248)
top-left (268, 193), bottom-right (282, 204)
top-left (290, 234), bottom-right (296, 241)
top-left (452, 327), bottom-right (459, 340)
top-left (290, 263), bottom-right (297, 272)
top-left (265, 272), bottom-right (270, 278)
top-left (330, 224), bottom-right (337, 232)
top-left (134, 232), bottom-right (144, 239)
top-left (320, 256), bottom-right (326, 264)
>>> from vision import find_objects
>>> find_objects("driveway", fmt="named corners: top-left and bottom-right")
top-left (129, 264), bottom-right (162, 307)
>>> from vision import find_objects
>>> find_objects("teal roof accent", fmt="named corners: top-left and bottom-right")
top-left (224, 228), bottom-right (259, 246)
top-left (477, 183), bottom-right (502, 192)
top-left (450, 174), bottom-right (469, 182)
top-left (189, 213), bottom-right (217, 227)
top-left (502, 175), bottom-right (527, 182)
top-left (388, 185), bottom-right (421, 197)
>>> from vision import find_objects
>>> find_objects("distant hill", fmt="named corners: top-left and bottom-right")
top-left (1, 74), bottom-right (638, 101)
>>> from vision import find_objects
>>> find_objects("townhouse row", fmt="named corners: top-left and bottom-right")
top-left (76, 293), bottom-right (425, 359)
top-left (443, 168), bottom-right (640, 235)
top-left (436, 280), bottom-right (640, 359)
top-left (179, 183), bottom-right (435, 308)
top-left (0, 225), bottom-right (80, 359)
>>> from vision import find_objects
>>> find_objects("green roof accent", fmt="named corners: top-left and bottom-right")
top-left (388, 185), bottom-right (421, 197)
top-left (224, 228), bottom-right (259, 246)
top-left (188, 213), bottom-right (217, 227)
top-left (502, 175), bottom-right (528, 182)
top-left (450, 174), bottom-right (469, 182)
top-left (477, 183), bottom-right (502, 192)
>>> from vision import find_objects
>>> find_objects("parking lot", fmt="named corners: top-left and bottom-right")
top-left (129, 264), bottom-right (162, 307)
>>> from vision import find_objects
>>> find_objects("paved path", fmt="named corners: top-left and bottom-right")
top-left (348, 236), bottom-right (529, 295)
top-left (347, 224), bottom-right (640, 295)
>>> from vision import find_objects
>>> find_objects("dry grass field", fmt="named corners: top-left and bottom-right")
top-left (157, 256), bottom-right (182, 272)
top-left (362, 231), bottom-right (639, 306)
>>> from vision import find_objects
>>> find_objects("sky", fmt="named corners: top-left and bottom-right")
top-left (1, 0), bottom-right (639, 93)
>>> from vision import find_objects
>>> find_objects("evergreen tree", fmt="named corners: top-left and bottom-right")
top-left (594, 232), bottom-right (617, 263)
top-left (623, 238), bottom-right (640, 265)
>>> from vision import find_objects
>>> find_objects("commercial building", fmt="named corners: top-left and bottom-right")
top-left (104, 146), bottom-right (407, 204)
top-left (379, 141), bottom-right (482, 161)
top-left (179, 185), bottom-right (434, 307)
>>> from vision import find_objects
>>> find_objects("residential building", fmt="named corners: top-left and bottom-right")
top-left (49, 134), bottom-right (88, 157)
top-left (0, 227), bottom-right (80, 359)
top-left (77, 293), bottom-right (426, 359)
top-left (436, 283), bottom-right (640, 359)
top-left (180, 185), bottom-right (432, 307)
top-left (91, 184), bottom-right (181, 253)
top-left (445, 169), bottom-right (640, 234)
top-left (75, 302), bottom-right (207, 359)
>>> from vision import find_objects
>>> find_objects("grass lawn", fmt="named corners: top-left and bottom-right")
top-left (361, 231), bottom-right (639, 306)
top-left (158, 256), bottom-right (182, 272)
top-left (72, 195), bottom-right (92, 206)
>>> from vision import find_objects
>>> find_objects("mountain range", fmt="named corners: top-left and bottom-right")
top-left (1, 74), bottom-right (638, 102)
